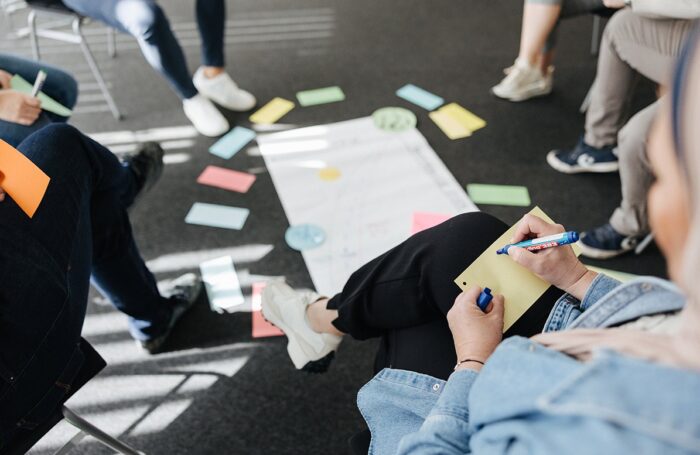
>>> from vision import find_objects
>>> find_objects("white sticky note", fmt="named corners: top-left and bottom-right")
top-left (200, 256), bottom-right (244, 313)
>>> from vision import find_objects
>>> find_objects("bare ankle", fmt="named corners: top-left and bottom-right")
top-left (306, 299), bottom-right (343, 336)
top-left (201, 66), bottom-right (225, 79)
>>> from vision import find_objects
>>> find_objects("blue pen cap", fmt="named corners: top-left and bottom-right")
top-left (566, 231), bottom-right (580, 243)
top-left (476, 288), bottom-right (493, 312)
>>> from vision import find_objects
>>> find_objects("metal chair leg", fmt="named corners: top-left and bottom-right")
top-left (635, 233), bottom-right (654, 255)
top-left (62, 406), bottom-right (143, 455)
top-left (591, 16), bottom-right (601, 56)
top-left (28, 9), bottom-right (40, 60)
top-left (73, 17), bottom-right (122, 120)
top-left (107, 26), bottom-right (116, 58)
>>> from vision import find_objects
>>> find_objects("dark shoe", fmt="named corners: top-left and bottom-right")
top-left (547, 138), bottom-right (619, 174)
top-left (139, 273), bottom-right (202, 354)
top-left (125, 141), bottom-right (164, 208)
top-left (578, 224), bottom-right (643, 259)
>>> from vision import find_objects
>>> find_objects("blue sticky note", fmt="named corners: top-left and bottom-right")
top-left (185, 203), bottom-right (250, 230)
top-left (209, 126), bottom-right (256, 159)
top-left (396, 84), bottom-right (444, 111)
top-left (285, 224), bottom-right (325, 251)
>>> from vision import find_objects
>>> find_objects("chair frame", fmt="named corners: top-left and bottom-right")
top-left (54, 406), bottom-right (143, 455)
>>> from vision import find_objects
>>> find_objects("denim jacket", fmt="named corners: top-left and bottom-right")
top-left (357, 275), bottom-right (700, 454)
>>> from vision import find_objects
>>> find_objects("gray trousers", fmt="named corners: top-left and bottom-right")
top-left (584, 10), bottom-right (693, 236)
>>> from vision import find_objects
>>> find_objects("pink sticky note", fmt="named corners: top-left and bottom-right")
top-left (251, 282), bottom-right (284, 338)
top-left (197, 165), bottom-right (256, 193)
top-left (411, 212), bottom-right (452, 234)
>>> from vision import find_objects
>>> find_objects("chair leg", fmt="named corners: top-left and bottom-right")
top-left (635, 233), bottom-right (654, 255)
top-left (53, 429), bottom-right (87, 455)
top-left (28, 9), bottom-right (40, 60)
top-left (107, 26), bottom-right (117, 58)
top-left (590, 16), bottom-right (601, 56)
top-left (62, 406), bottom-right (143, 455)
top-left (72, 17), bottom-right (123, 120)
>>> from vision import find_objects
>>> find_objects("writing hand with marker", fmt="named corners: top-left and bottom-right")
top-left (0, 69), bottom-right (41, 126)
top-left (507, 214), bottom-right (597, 300)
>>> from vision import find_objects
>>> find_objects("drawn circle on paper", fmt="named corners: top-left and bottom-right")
top-left (372, 107), bottom-right (417, 132)
top-left (318, 167), bottom-right (341, 181)
top-left (285, 224), bottom-right (326, 251)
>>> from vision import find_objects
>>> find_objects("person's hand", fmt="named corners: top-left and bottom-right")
top-left (507, 214), bottom-right (596, 300)
top-left (0, 90), bottom-right (41, 126)
top-left (603, 0), bottom-right (626, 8)
top-left (447, 286), bottom-right (505, 371)
top-left (0, 70), bottom-right (12, 89)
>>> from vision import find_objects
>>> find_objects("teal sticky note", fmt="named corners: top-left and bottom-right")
top-left (10, 74), bottom-right (72, 117)
top-left (396, 84), bottom-right (444, 111)
top-left (209, 126), bottom-right (256, 159)
top-left (185, 203), bottom-right (250, 230)
top-left (467, 184), bottom-right (532, 207)
top-left (296, 86), bottom-right (345, 107)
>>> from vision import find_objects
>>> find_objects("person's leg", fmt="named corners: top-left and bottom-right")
top-left (519, 0), bottom-right (564, 68)
top-left (585, 10), bottom-right (693, 148)
top-left (196, 0), bottom-right (225, 74)
top-left (63, 0), bottom-right (198, 100)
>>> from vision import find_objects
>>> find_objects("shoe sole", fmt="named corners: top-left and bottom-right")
top-left (546, 151), bottom-right (620, 174)
top-left (491, 84), bottom-right (552, 103)
top-left (261, 290), bottom-right (334, 373)
top-left (577, 240), bottom-right (631, 260)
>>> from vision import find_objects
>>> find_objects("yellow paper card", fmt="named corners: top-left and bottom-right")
top-left (0, 139), bottom-right (50, 217)
top-left (454, 207), bottom-right (580, 332)
top-left (249, 97), bottom-right (295, 124)
top-left (440, 103), bottom-right (486, 132)
top-left (429, 110), bottom-right (472, 139)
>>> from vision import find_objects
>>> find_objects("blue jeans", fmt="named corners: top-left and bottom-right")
top-left (62, 0), bottom-right (225, 100)
top-left (0, 53), bottom-right (78, 146)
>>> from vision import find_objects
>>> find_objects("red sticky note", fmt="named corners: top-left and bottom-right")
top-left (0, 139), bottom-right (50, 218)
top-left (411, 212), bottom-right (452, 234)
top-left (197, 165), bottom-right (256, 193)
top-left (251, 282), bottom-right (284, 338)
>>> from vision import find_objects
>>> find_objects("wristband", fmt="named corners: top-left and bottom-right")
top-left (454, 358), bottom-right (484, 371)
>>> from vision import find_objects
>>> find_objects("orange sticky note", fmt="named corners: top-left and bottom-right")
top-left (0, 139), bottom-right (50, 218)
top-left (251, 282), bottom-right (284, 338)
top-left (197, 165), bottom-right (256, 193)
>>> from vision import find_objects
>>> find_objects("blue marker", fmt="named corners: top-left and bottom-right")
top-left (496, 231), bottom-right (579, 255)
top-left (476, 288), bottom-right (493, 312)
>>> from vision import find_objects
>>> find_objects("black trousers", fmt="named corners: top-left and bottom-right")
top-left (327, 212), bottom-right (564, 380)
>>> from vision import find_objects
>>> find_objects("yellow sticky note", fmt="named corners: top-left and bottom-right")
top-left (249, 97), bottom-right (295, 124)
top-left (429, 110), bottom-right (472, 139)
top-left (0, 139), bottom-right (50, 218)
top-left (454, 207), bottom-right (580, 332)
top-left (440, 103), bottom-right (486, 132)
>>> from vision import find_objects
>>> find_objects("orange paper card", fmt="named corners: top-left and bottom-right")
top-left (0, 139), bottom-right (50, 217)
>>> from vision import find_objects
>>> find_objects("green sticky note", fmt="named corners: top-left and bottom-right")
top-left (372, 107), bottom-right (417, 132)
top-left (10, 74), bottom-right (72, 117)
top-left (296, 86), bottom-right (345, 107)
top-left (467, 183), bottom-right (531, 207)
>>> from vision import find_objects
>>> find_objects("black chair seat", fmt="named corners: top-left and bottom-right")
top-left (592, 6), bottom-right (617, 18)
top-left (3, 339), bottom-right (106, 455)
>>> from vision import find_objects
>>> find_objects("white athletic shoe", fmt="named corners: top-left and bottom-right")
top-left (261, 282), bottom-right (342, 373)
top-left (492, 59), bottom-right (552, 102)
top-left (193, 67), bottom-right (257, 112)
top-left (182, 94), bottom-right (230, 137)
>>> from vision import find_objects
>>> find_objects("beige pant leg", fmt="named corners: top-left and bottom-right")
top-left (584, 10), bottom-right (692, 148)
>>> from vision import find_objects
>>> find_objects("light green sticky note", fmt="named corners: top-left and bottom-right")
top-left (296, 86), bottom-right (345, 107)
top-left (467, 183), bottom-right (531, 207)
top-left (372, 107), bottom-right (417, 132)
top-left (10, 74), bottom-right (72, 117)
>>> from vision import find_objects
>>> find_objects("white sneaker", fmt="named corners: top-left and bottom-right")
top-left (182, 94), bottom-right (230, 137)
top-left (261, 282), bottom-right (342, 373)
top-left (492, 59), bottom-right (552, 102)
top-left (193, 67), bottom-right (257, 112)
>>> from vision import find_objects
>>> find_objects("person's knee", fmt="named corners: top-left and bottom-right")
top-left (449, 212), bottom-right (508, 235)
top-left (115, 0), bottom-right (166, 39)
top-left (50, 70), bottom-right (79, 109)
top-left (603, 9), bottom-right (637, 46)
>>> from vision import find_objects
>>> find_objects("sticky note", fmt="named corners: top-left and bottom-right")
top-left (396, 84), bottom-right (444, 111)
top-left (411, 212), bottom-right (452, 234)
top-left (372, 107), bottom-right (417, 132)
top-left (251, 282), bottom-right (284, 338)
top-left (296, 86), bottom-right (345, 107)
top-left (0, 139), bottom-right (50, 217)
top-left (454, 207), bottom-right (581, 332)
top-left (250, 97), bottom-right (294, 124)
top-left (467, 184), bottom-right (531, 207)
top-left (439, 103), bottom-right (486, 132)
top-left (197, 165), bottom-right (256, 193)
top-left (200, 256), bottom-right (244, 313)
top-left (185, 203), bottom-right (249, 230)
top-left (209, 126), bottom-right (256, 159)
top-left (429, 110), bottom-right (472, 139)
top-left (10, 74), bottom-right (72, 117)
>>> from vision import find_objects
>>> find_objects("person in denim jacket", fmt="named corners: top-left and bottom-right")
top-left (263, 27), bottom-right (700, 455)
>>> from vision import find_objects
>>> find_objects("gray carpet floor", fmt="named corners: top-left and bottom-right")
top-left (1, 0), bottom-right (662, 453)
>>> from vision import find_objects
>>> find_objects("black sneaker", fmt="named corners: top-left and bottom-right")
top-left (547, 138), bottom-right (619, 174)
top-left (139, 273), bottom-right (202, 354)
top-left (578, 224), bottom-right (643, 259)
top-left (124, 142), bottom-right (164, 208)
